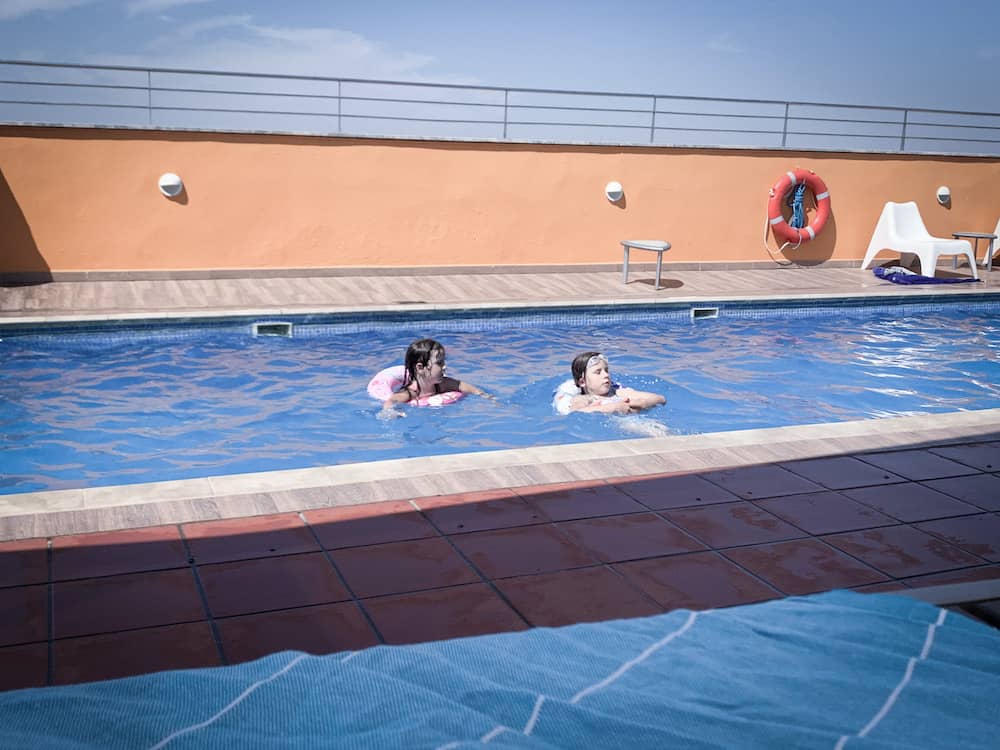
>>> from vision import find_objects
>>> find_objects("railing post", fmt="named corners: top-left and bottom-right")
top-left (781, 102), bottom-right (789, 147)
top-left (337, 80), bottom-right (342, 133)
top-left (649, 95), bottom-right (657, 143)
top-left (147, 70), bottom-right (152, 126)
top-left (503, 89), bottom-right (508, 139)
top-left (900, 109), bottom-right (908, 151)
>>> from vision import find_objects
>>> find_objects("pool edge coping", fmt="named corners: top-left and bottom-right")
top-left (3, 285), bottom-right (1000, 326)
top-left (3, 407), bottom-right (998, 541)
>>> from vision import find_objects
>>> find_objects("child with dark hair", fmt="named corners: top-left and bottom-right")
top-left (554, 351), bottom-right (665, 415)
top-left (380, 338), bottom-right (493, 416)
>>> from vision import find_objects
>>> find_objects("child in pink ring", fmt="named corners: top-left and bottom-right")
top-left (380, 338), bottom-right (493, 417)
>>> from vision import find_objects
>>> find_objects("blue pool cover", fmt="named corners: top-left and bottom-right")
top-left (0, 590), bottom-right (997, 748)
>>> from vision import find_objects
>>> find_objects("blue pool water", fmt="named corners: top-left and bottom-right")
top-left (1, 300), bottom-right (998, 494)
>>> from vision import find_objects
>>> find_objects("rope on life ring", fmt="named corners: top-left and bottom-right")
top-left (763, 168), bottom-right (832, 261)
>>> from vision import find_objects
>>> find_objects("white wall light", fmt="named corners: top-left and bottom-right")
top-left (936, 185), bottom-right (951, 205)
top-left (604, 181), bottom-right (623, 202)
top-left (158, 172), bottom-right (184, 198)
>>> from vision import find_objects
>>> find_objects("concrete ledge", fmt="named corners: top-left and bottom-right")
top-left (0, 259), bottom-right (862, 284)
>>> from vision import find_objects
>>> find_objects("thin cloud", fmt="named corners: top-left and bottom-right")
top-left (88, 17), bottom-right (475, 83)
top-left (125, 0), bottom-right (214, 17)
top-left (0, 0), bottom-right (96, 21)
top-left (976, 47), bottom-right (1000, 61)
top-left (705, 33), bottom-right (741, 54)
top-left (151, 13), bottom-right (254, 43)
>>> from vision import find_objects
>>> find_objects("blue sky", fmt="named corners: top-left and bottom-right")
top-left (2, 0), bottom-right (1000, 111)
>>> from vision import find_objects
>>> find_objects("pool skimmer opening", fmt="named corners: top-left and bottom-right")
top-left (252, 321), bottom-right (294, 337)
top-left (690, 307), bottom-right (719, 320)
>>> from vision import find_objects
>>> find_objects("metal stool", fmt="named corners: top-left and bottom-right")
top-left (621, 240), bottom-right (671, 290)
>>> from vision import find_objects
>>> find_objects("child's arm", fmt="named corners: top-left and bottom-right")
top-left (568, 395), bottom-right (631, 414)
top-left (379, 389), bottom-right (412, 418)
top-left (617, 388), bottom-right (666, 411)
top-left (443, 377), bottom-right (496, 400)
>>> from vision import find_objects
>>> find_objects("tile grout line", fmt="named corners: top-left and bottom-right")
top-left (296, 511), bottom-right (387, 646)
top-left (177, 525), bottom-right (229, 667)
top-left (410, 499), bottom-right (537, 630)
top-left (46, 538), bottom-right (54, 687)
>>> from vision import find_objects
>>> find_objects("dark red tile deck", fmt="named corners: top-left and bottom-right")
top-left (914, 514), bottom-right (1000, 562)
top-left (415, 489), bottom-right (546, 533)
top-left (182, 513), bottom-right (318, 564)
top-left (330, 537), bottom-right (479, 598)
top-left (613, 551), bottom-right (780, 610)
top-left (698, 465), bottom-right (823, 499)
top-left (841, 483), bottom-right (980, 523)
top-left (51, 526), bottom-right (188, 581)
top-left (494, 566), bottom-right (662, 627)
top-left (754, 491), bottom-right (896, 535)
top-left (0, 538), bottom-right (48, 588)
top-left (449, 524), bottom-right (597, 579)
top-left (922, 474), bottom-right (1000, 511)
top-left (0, 643), bottom-right (48, 691)
top-left (52, 622), bottom-right (220, 685)
top-left (555, 513), bottom-right (705, 563)
top-left (4, 448), bottom-right (1000, 692)
top-left (362, 583), bottom-right (528, 645)
top-left (305, 500), bottom-right (438, 549)
top-left (215, 602), bottom-right (379, 664)
top-left (601, 473), bottom-right (741, 510)
top-left (778, 456), bottom-right (905, 490)
top-left (53, 569), bottom-right (204, 638)
top-left (823, 525), bottom-right (985, 578)
top-left (515, 482), bottom-right (646, 521)
top-left (662, 502), bottom-right (807, 548)
top-left (927, 443), bottom-right (999, 472)
top-left (198, 553), bottom-right (351, 617)
top-left (0, 584), bottom-right (47, 646)
top-left (857, 449), bottom-right (981, 481)
top-left (722, 538), bottom-right (888, 596)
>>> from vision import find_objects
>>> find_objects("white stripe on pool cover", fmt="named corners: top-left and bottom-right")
top-left (834, 608), bottom-right (948, 749)
top-left (147, 653), bottom-right (309, 750)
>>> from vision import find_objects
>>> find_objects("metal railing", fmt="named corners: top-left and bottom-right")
top-left (2, 59), bottom-right (1000, 156)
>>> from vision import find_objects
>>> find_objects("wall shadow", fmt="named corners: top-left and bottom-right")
top-left (0, 168), bottom-right (50, 285)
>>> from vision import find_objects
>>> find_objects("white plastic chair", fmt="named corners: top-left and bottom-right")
top-left (987, 217), bottom-right (1000, 271)
top-left (860, 201), bottom-right (978, 280)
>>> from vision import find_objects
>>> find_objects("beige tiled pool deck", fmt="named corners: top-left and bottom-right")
top-left (1, 263), bottom-right (999, 690)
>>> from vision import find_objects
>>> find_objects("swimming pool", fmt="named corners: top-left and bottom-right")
top-left (1, 299), bottom-right (998, 494)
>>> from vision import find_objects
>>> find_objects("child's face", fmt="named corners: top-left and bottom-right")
top-left (580, 358), bottom-right (612, 396)
top-left (418, 348), bottom-right (446, 383)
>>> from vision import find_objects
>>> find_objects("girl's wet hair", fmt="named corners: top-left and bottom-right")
top-left (402, 338), bottom-right (444, 389)
top-left (571, 351), bottom-right (604, 393)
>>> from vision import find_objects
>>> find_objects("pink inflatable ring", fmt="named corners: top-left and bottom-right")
top-left (367, 365), bottom-right (465, 407)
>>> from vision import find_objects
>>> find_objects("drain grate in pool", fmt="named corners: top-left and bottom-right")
top-left (252, 321), bottom-right (294, 337)
top-left (690, 307), bottom-right (719, 320)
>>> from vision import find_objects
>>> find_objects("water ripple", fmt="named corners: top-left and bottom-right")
top-left (1, 307), bottom-right (998, 492)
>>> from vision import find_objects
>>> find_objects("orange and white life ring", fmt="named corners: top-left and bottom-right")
top-left (366, 365), bottom-right (465, 407)
top-left (767, 168), bottom-right (831, 245)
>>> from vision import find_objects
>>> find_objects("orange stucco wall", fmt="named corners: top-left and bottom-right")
top-left (2, 125), bottom-right (998, 274)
